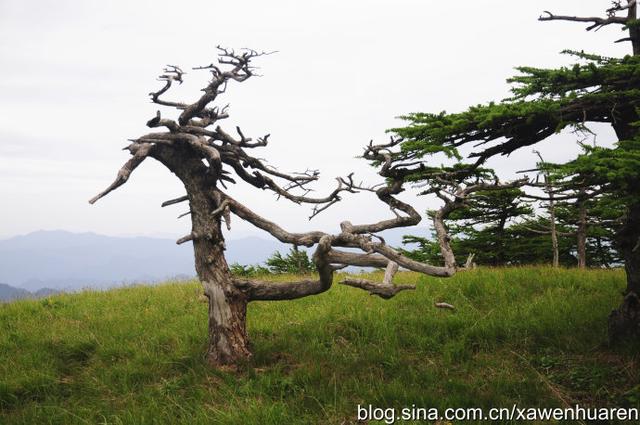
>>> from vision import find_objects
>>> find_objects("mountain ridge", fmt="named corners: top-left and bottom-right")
top-left (0, 282), bottom-right (61, 302)
top-left (0, 228), bottom-right (426, 292)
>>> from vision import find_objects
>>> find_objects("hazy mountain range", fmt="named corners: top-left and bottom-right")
top-left (0, 228), bottom-right (424, 298)
top-left (0, 283), bottom-right (60, 302)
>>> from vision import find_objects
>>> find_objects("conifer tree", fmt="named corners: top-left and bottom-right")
top-left (521, 146), bottom-right (622, 267)
top-left (390, 1), bottom-right (640, 342)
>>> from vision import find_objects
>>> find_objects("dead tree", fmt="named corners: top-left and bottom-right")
top-left (90, 48), bottom-right (524, 367)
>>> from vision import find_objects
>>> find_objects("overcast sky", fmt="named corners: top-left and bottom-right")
top-left (0, 0), bottom-right (630, 241)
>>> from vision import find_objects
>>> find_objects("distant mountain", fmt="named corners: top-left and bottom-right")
top-left (0, 228), bottom-right (428, 293)
top-left (33, 287), bottom-right (61, 298)
top-left (0, 283), bottom-right (61, 302)
top-left (0, 230), bottom-right (290, 292)
top-left (0, 283), bottom-right (32, 302)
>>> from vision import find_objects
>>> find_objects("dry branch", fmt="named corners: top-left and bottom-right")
top-left (539, 11), bottom-right (626, 31)
top-left (162, 195), bottom-right (189, 207)
top-left (339, 278), bottom-right (416, 299)
top-left (89, 144), bottom-right (152, 204)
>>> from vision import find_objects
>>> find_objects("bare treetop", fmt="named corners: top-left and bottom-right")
top-left (540, 1), bottom-right (640, 53)
top-left (90, 47), bottom-right (356, 213)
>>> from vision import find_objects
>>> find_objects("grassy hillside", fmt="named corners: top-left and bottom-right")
top-left (1, 267), bottom-right (638, 424)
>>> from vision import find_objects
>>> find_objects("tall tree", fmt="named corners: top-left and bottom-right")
top-left (529, 151), bottom-right (562, 267)
top-left (390, 1), bottom-right (640, 342)
top-left (521, 144), bottom-right (624, 267)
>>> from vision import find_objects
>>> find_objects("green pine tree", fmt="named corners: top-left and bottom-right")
top-left (390, 2), bottom-right (640, 342)
top-left (266, 246), bottom-right (316, 274)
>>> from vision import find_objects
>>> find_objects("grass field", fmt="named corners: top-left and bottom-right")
top-left (1, 267), bottom-right (639, 424)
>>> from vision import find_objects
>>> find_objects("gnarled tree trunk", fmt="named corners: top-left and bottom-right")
top-left (154, 145), bottom-right (252, 366)
top-left (191, 195), bottom-right (251, 366)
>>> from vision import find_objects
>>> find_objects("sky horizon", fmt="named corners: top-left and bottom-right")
top-left (0, 0), bottom-right (629, 241)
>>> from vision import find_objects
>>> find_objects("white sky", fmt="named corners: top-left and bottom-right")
top-left (0, 0), bottom-right (630, 240)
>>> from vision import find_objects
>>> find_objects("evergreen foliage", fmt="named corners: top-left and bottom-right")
top-left (395, 41), bottom-right (639, 271)
top-left (392, 52), bottom-right (640, 173)
top-left (392, 46), bottom-right (639, 271)
top-left (265, 247), bottom-right (316, 274)
top-left (401, 217), bottom-right (578, 267)
top-left (229, 263), bottom-right (271, 277)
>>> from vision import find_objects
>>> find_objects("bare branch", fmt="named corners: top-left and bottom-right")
top-left (176, 232), bottom-right (195, 245)
top-left (435, 302), bottom-right (455, 310)
top-left (383, 261), bottom-right (399, 284)
top-left (337, 180), bottom-right (422, 234)
top-left (210, 200), bottom-right (230, 217)
top-left (326, 249), bottom-right (390, 268)
top-left (608, 0), bottom-right (636, 14)
top-left (149, 65), bottom-right (187, 108)
top-left (146, 110), bottom-right (180, 132)
top-left (177, 47), bottom-right (275, 126)
top-left (539, 10), bottom-right (627, 31)
top-left (162, 195), bottom-right (189, 207)
top-left (339, 278), bottom-right (415, 299)
top-left (233, 235), bottom-right (334, 301)
top-left (223, 193), bottom-right (326, 246)
top-left (89, 144), bottom-right (152, 204)
top-left (93, 49), bottom-right (483, 311)
top-left (429, 177), bottom-right (529, 269)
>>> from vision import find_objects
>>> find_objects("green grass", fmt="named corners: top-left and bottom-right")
top-left (1, 267), bottom-right (638, 424)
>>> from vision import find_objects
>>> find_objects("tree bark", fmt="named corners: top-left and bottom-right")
top-left (194, 221), bottom-right (251, 367)
top-left (432, 208), bottom-right (457, 270)
top-left (628, 1), bottom-right (640, 56)
top-left (608, 201), bottom-right (640, 343)
top-left (576, 196), bottom-right (588, 269)
top-left (546, 178), bottom-right (560, 268)
top-left (494, 215), bottom-right (508, 266)
top-left (191, 187), bottom-right (251, 366)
